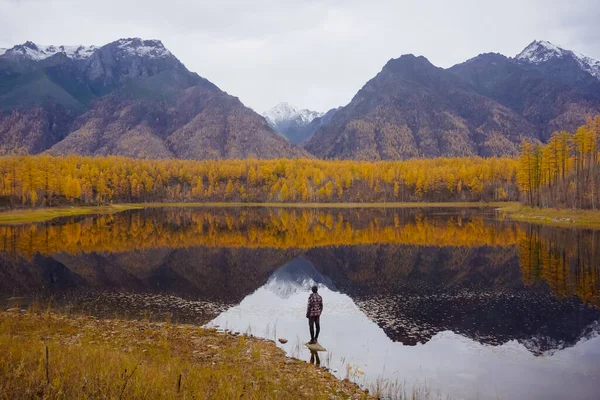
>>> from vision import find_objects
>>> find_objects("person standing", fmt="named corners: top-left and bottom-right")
top-left (306, 285), bottom-right (323, 344)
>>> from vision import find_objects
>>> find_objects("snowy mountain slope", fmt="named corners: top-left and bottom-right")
top-left (572, 50), bottom-right (600, 80)
top-left (262, 102), bottom-right (325, 144)
top-left (263, 102), bottom-right (323, 126)
top-left (516, 40), bottom-right (564, 64)
top-left (0, 38), bottom-right (173, 62)
top-left (1, 41), bottom-right (98, 61)
top-left (113, 38), bottom-right (173, 59)
top-left (515, 40), bottom-right (600, 80)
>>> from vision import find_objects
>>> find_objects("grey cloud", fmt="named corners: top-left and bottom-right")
top-left (1, 0), bottom-right (599, 112)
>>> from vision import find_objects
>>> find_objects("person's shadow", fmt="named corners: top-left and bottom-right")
top-left (309, 350), bottom-right (320, 366)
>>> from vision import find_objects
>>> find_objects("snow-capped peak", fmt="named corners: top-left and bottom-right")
top-left (0, 38), bottom-right (174, 62)
top-left (515, 40), bottom-right (600, 80)
top-left (516, 40), bottom-right (565, 64)
top-left (112, 38), bottom-right (173, 59)
top-left (263, 102), bottom-right (323, 126)
top-left (1, 41), bottom-right (98, 61)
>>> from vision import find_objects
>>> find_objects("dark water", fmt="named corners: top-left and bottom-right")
top-left (1, 207), bottom-right (599, 399)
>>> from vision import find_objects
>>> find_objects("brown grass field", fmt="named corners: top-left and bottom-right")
top-left (0, 311), bottom-right (369, 399)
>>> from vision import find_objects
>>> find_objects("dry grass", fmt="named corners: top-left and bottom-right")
top-left (0, 311), bottom-right (369, 399)
top-left (0, 205), bottom-right (142, 225)
top-left (369, 378), bottom-right (454, 400)
top-left (499, 204), bottom-right (600, 229)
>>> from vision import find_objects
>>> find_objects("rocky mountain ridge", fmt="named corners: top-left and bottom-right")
top-left (1, 38), bottom-right (599, 160)
top-left (0, 38), bottom-right (308, 159)
top-left (305, 40), bottom-right (600, 159)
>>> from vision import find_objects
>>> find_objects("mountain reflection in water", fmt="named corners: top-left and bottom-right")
top-left (208, 257), bottom-right (600, 400)
top-left (0, 207), bottom-right (599, 399)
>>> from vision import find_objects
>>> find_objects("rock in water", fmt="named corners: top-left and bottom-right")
top-left (278, 338), bottom-right (288, 344)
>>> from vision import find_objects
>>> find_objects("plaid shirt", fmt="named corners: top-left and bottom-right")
top-left (306, 293), bottom-right (323, 317)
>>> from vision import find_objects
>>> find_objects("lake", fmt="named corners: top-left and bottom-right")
top-left (1, 206), bottom-right (599, 399)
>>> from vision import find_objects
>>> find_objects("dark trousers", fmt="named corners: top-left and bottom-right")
top-left (308, 316), bottom-right (320, 341)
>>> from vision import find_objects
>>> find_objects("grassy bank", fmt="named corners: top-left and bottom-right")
top-left (0, 204), bottom-right (143, 225)
top-left (0, 201), bottom-right (514, 224)
top-left (499, 204), bottom-right (600, 229)
top-left (0, 311), bottom-right (368, 399)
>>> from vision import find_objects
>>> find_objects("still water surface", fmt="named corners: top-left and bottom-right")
top-left (1, 207), bottom-right (599, 399)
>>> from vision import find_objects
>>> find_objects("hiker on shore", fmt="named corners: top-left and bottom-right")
top-left (306, 285), bottom-right (323, 344)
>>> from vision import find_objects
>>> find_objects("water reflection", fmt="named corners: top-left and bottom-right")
top-left (308, 245), bottom-right (600, 353)
top-left (309, 350), bottom-right (321, 367)
top-left (0, 247), bottom-right (298, 322)
top-left (0, 207), bottom-right (599, 399)
top-left (207, 257), bottom-right (600, 400)
top-left (0, 207), bottom-right (521, 256)
top-left (519, 225), bottom-right (600, 306)
top-left (0, 207), bottom-right (597, 309)
top-left (265, 257), bottom-right (336, 299)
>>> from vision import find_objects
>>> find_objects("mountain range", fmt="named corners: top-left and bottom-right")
top-left (0, 39), bottom-right (307, 159)
top-left (1, 39), bottom-right (599, 160)
top-left (306, 40), bottom-right (600, 159)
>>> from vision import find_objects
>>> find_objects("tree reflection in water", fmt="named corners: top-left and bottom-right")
top-left (1, 207), bottom-right (599, 399)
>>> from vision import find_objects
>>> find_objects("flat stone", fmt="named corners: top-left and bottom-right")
top-left (305, 341), bottom-right (327, 352)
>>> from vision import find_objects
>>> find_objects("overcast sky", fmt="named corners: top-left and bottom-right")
top-left (1, 0), bottom-right (599, 113)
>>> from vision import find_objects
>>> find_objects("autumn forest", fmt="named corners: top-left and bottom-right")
top-left (518, 116), bottom-right (600, 209)
top-left (0, 118), bottom-right (596, 209)
top-left (0, 156), bottom-right (519, 206)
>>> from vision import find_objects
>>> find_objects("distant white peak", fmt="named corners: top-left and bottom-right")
top-left (113, 38), bottom-right (173, 59)
top-left (0, 48), bottom-right (6, 56)
top-left (263, 102), bottom-right (300, 123)
top-left (2, 41), bottom-right (97, 60)
top-left (516, 40), bottom-right (600, 80)
top-left (263, 102), bottom-right (324, 125)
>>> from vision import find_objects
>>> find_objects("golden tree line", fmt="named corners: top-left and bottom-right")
top-left (0, 156), bottom-right (519, 206)
top-left (517, 116), bottom-right (600, 208)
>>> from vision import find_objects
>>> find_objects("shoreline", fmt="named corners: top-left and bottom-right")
top-left (0, 201), bottom-right (515, 225)
top-left (498, 204), bottom-right (600, 229)
top-left (2, 201), bottom-right (599, 229)
top-left (0, 311), bottom-right (370, 399)
top-left (0, 204), bottom-right (142, 225)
